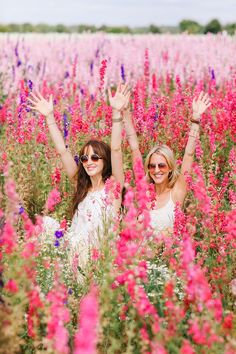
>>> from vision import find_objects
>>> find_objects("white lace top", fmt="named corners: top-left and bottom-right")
top-left (68, 188), bottom-right (112, 251)
top-left (149, 190), bottom-right (175, 233)
top-left (43, 187), bottom-right (114, 270)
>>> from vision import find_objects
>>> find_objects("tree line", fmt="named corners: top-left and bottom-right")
top-left (0, 19), bottom-right (235, 35)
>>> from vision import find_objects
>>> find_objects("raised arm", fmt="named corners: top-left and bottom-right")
top-left (173, 91), bottom-right (211, 203)
top-left (27, 92), bottom-right (78, 180)
top-left (108, 84), bottom-right (130, 190)
top-left (123, 107), bottom-right (142, 165)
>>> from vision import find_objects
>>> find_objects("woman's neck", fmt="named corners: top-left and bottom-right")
top-left (90, 175), bottom-right (104, 192)
top-left (155, 182), bottom-right (170, 196)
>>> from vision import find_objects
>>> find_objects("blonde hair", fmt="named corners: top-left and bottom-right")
top-left (144, 144), bottom-right (180, 188)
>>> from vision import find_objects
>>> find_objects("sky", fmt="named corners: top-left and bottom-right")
top-left (0, 0), bottom-right (235, 27)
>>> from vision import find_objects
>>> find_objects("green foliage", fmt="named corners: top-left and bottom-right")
top-left (148, 24), bottom-right (161, 34)
top-left (179, 19), bottom-right (203, 34)
top-left (0, 20), bottom-right (235, 34)
top-left (204, 18), bottom-right (222, 34)
top-left (224, 23), bottom-right (236, 35)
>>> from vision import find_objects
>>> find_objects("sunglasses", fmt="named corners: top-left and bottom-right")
top-left (80, 154), bottom-right (102, 164)
top-left (148, 162), bottom-right (169, 172)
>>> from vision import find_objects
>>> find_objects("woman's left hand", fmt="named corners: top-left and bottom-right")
top-left (108, 83), bottom-right (130, 112)
top-left (192, 91), bottom-right (211, 120)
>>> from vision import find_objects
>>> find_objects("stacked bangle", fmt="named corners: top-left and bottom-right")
top-left (112, 117), bottom-right (123, 123)
top-left (190, 118), bottom-right (200, 124)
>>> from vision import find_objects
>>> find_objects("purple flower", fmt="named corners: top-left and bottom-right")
top-left (95, 48), bottom-right (99, 58)
top-left (121, 64), bottom-right (125, 82)
top-left (63, 112), bottom-right (69, 138)
top-left (54, 230), bottom-right (64, 239)
top-left (64, 71), bottom-right (70, 79)
top-left (54, 240), bottom-right (60, 247)
top-left (28, 80), bottom-right (33, 91)
top-left (14, 43), bottom-right (19, 57)
top-left (17, 60), bottom-right (22, 67)
top-left (74, 155), bottom-right (79, 166)
top-left (68, 288), bottom-right (73, 295)
top-left (19, 206), bottom-right (24, 215)
top-left (211, 69), bottom-right (215, 80)
top-left (90, 61), bottom-right (94, 76)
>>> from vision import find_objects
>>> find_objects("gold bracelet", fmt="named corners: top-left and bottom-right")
top-left (112, 117), bottom-right (123, 123)
top-left (111, 147), bottom-right (122, 152)
top-left (190, 118), bottom-right (200, 124)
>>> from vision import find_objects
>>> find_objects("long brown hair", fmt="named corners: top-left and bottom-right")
top-left (72, 140), bottom-right (112, 215)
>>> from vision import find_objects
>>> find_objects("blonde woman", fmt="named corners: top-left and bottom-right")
top-left (123, 92), bottom-right (211, 232)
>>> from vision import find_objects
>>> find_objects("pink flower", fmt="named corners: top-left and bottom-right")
top-left (45, 188), bottom-right (61, 212)
top-left (2, 221), bottom-right (17, 254)
top-left (223, 314), bottom-right (234, 331)
top-left (51, 167), bottom-right (61, 185)
top-left (5, 279), bottom-right (18, 293)
top-left (180, 340), bottom-right (195, 354)
top-left (74, 285), bottom-right (99, 354)
top-left (5, 179), bottom-right (19, 203)
top-left (22, 242), bottom-right (37, 259)
top-left (46, 280), bottom-right (70, 353)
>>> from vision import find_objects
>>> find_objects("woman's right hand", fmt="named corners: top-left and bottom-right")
top-left (108, 83), bottom-right (130, 112)
top-left (27, 92), bottom-right (54, 117)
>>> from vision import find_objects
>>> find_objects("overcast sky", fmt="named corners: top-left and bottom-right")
top-left (0, 0), bottom-right (235, 26)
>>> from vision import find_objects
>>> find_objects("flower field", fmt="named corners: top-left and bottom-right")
top-left (0, 33), bottom-right (236, 353)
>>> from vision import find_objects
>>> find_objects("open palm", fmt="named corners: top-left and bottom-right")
top-left (108, 83), bottom-right (130, 112)
top-left (192, 91), bottom-right (211, 118)
top-left (27, 92), bottom-right (53, 116)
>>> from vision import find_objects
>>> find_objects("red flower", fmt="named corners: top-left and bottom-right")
top-left (5, 279), bottom-right (18, 293)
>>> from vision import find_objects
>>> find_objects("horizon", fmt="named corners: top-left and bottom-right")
top-left (0, 0), bottom-right (235, 27)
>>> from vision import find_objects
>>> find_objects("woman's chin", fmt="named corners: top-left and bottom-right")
top-left (152, 176), bottom-right (166, 184)
top-left (86, 169), bottom-right (101, 177)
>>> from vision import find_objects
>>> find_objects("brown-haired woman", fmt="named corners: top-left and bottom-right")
top-left (27, 84), bottom-right (130, 268)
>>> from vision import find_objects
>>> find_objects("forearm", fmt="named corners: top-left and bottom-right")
top-left (181, 122), bottom-right (199, 175)
top-left (185, 123), bottom-right (199, 156)
top-left (111, 110), bottom-right (122, 150)
top-left (111, 109), bottom-right (124, 187)
top-left (123, 109), bottom-right (139, 151)
top-left (46, 113), bottom-right (67, 155)
top-left (123, 109), bottom-right (142, 165)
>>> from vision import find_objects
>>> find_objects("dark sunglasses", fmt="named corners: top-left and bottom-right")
top-left (80, 154), bottom-right (102, 164)
top-left (148, 162), bottom-right (168, 172)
